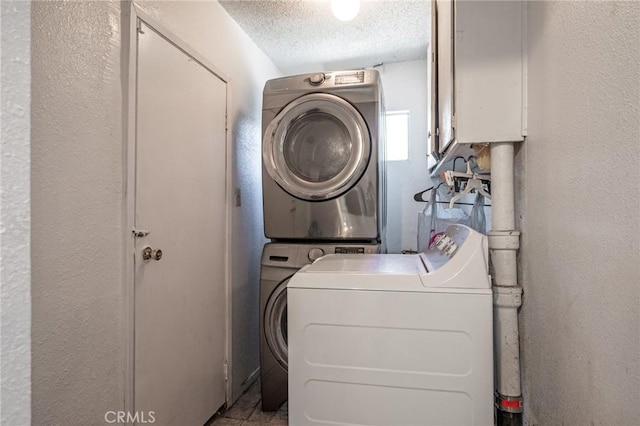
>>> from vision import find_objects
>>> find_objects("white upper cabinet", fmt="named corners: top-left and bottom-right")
top-left (433, 0), bottom-right (526, 155)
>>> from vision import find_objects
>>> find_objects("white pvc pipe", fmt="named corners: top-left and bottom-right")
top-left (490, 142), bottom-right (523, 404)
top-left (494, 288), bottom-right (522, 396)
top-left (491, 250), bottom-right (518, 286)
top-left (491, 143), bottom-right (515, 231)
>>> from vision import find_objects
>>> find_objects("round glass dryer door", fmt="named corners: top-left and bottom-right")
top-left (264, 277), bottom-right (289, 370)
top-left (263, 93), bottom-right (371, 201)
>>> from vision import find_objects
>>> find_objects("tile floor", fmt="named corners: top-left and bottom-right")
top-left (206, 380), bottom-right (287, 426)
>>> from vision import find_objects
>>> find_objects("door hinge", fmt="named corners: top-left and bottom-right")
top-left (452, 114), bottom-right (456, 129)
top-left (224, 361), bottom-right (228, 382)
top-left (137, 20), bottom-right (144, 34)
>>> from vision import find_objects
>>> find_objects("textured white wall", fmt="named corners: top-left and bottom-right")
top-left (380, 60), bottom-right (430, 253)
top-left (134, 0), bottom-right (281, 402)
top-left (31, 1), bottom-right (125, 424)
top-left (520, 2), bottom-right (640, 424)
top-left (0, 2), bottom-right (31, 425)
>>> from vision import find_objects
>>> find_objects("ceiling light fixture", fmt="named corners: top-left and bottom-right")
top-left (331, 0), bottom-right (360, 22)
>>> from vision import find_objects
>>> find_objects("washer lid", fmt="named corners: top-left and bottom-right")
top-left (300, 254), bottom-right (425, 275)
top-left (288, 225), bottom-right (491, 293)
top-left (263, 93), bottom-right (371, 201)
top-left (288, 254), bottom-right (428, 292)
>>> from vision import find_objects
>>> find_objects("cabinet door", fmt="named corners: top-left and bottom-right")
top-left (436, 0), bottom-right (454, 154)
top-left (455, 0), bottom-right (524, 143)
top-left (427, 0), bottom-right (439, 164)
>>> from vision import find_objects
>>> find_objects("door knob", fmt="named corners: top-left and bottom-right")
top-left (152, 248), bottom-right (162, 261)
top-left (142, 246), bottom-right (163, 261)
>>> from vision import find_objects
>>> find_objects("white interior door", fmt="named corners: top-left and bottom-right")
top-left (134, 21), bottom-right (227, 425)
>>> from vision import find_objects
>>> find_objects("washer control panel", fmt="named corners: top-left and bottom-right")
top-left (308, 248), bottom-right (325, 262)
top-left (264, 243), bottom-right (380, 268)
top-left (334, 247), bottom-right (366, 254)
top-left (307, 245), bottom-right (373, 262)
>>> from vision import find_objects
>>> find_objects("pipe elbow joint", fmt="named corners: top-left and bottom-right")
top-left (493, 285), bottom-right (523, 309)
top-left (488, 231), bottom-right (520, 251)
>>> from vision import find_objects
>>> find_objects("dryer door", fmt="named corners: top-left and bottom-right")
top-left (263, 93), bottom-right (371, 201)
top-left (264, 276), bottom-right (289, 370)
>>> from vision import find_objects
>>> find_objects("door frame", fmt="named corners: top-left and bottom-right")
top-left (123, 3), bottom-right (234, 417)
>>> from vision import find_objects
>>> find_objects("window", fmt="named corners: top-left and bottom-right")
top-left (385, 111), bottom-right (409, 161)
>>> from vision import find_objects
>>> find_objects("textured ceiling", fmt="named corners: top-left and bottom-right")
top-left (219, 0), bottom-right (430, 75)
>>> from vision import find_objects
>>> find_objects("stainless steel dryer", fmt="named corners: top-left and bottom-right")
top-left (259, 241), bottom-right (379, 411)
top-left (262, 70), bottom-right (386, 243)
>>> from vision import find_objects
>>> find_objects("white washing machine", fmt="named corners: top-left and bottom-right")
top-left (287, 225), bottom-right (494, 425)
top-left (259, 241), bottom-right (380, 411)
top-left (262, 70), bottom-right (386, 244)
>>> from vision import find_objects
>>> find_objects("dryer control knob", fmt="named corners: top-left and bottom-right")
top-left (308, 248), bottom-right (325, 262)
top-left (309, 73), bottom-right (326, 86)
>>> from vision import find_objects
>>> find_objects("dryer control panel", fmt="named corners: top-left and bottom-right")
top-left (306, 71), bottom-right (366, 87)
top-left (334, 71), bottom-right (365, 85)
top-left (309, 73), bottom-right (326, 86)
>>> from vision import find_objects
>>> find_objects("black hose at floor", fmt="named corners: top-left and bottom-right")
top-left (496, 410), bottom-right (522, 426)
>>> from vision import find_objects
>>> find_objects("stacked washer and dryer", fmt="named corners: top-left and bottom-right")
top-left (259, 70), bottom-right (387, 411)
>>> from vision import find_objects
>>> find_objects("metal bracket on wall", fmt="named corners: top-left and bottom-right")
top-left (132, 228), bottom-right (150, 238)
